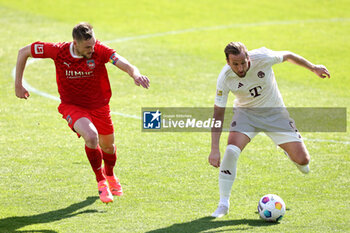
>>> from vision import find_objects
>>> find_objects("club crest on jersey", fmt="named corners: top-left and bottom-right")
top-left (257, 71), bottom-right (265, 78)
top-left (87, 59), bottom-right (96, 69)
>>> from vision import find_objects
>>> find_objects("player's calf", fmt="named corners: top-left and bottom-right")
top-left (279, 141), bottom-right (310, 174)
top-left (284, 151), bottom-right (310, 174)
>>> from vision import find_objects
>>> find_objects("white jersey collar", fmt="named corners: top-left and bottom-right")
top-left (70, 42), bottom-right (83, 59)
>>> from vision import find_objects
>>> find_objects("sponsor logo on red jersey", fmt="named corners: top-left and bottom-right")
top-left (65, 70), bottom-right (94, 79)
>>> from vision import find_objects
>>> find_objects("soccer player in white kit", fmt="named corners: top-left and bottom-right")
top-left (209, 42), bottom-right (330, 218)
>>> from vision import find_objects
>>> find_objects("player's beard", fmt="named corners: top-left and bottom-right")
top-left (75, 46), bottom-right (92, 59)
top-left (83, 53), bottom-right (93, 59)
top-left (235, 71), bottom-right (247, 78)
top-left (238, 73), bottom-right (245, 77)
top-left (80, 50), bottom-right (93, 59)
top-left (235, 62), bottom-right (250, 78)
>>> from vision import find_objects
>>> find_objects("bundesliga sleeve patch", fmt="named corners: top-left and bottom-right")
top-left (34, 43), bottom-right (44, 55)
top-left (109, 53), bottom-right (119, 65)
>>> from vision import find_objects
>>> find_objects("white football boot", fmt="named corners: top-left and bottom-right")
top-left (211, 205), bottom-right (229, 218)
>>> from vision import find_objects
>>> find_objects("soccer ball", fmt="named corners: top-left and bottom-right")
top-left (257, 194), bottom-right (286, 222)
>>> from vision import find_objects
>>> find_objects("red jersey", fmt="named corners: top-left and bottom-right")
top-left (31, 40), bottom-right (115, 109)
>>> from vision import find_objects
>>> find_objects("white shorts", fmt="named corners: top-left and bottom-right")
top-left (229, 108), bottom-right (303, 145)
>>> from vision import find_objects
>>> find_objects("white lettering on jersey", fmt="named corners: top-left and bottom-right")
top-left (34, 44), bottom-right (44, 54)
top-left (65, 70), bottom-right (93, 79)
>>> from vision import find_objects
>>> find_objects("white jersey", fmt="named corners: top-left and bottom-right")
top-left (215, 47), bottom-right (285, 108)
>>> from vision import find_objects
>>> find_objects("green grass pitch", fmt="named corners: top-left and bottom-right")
top-left (0, 0), bottom-right (349, 232)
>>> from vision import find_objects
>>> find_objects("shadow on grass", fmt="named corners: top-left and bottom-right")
top-left (0, 196), bottom-right (99, 233)
top-left (146, 216), bottom-right (279, 233)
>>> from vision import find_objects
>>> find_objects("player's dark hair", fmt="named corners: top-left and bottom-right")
top-left (224, 42), bottom-right (248, 59)
top-left (72, 22), bottom-right (94, 41)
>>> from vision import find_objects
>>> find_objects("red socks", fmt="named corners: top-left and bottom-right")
top-left (84, 145), bottom-right (105, 182)
top-left (102, 146), bottom-right (117, 176)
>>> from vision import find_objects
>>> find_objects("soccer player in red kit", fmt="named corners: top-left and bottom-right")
top-left (15, 22), bottom-right (150, 203)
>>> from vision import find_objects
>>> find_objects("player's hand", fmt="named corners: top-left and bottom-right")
top-left (313, 65), bottom-right (330, 79)
top-left (133, 75), bottom-right (150, 89)
top-left (15, 85), bottom-right (30, 99)
top-left (209, 150), bottom-right (221, 168)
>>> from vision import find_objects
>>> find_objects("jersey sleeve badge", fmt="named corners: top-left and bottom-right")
top-left (34, 44), bottom-right (44, 55)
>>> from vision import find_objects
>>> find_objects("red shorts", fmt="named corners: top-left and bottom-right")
top-left (58, 103), bottom-right (114, 137)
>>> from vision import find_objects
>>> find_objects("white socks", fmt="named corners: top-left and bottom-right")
top-left (219, 144), bottom-right (241, 207)
top-left (217, 145), bottom-right (309, 209)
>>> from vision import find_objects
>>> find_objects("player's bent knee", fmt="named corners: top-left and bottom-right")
top-left (84, 132), bottom-right (99, 148)
top-left (100, 144), bottom-right (115, 154)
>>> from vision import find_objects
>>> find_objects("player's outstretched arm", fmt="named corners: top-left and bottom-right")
top-left (282, 52), bottom-right (331, 79)
top-left (110, 53), bottom-right (150, 89)
top-left (209, 105), bottom-right (226, 168)
top-left (15, 45), bottom-right (32, 99)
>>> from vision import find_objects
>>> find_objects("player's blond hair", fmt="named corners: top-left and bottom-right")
top-left (224, 42), bottom-right (248, 59)
top-left (72, 22), bottom-right (94, 41)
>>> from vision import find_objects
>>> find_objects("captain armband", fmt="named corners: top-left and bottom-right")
top-left (109, 53), bottom-right (119, 65)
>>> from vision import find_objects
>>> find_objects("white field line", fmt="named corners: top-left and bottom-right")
top-left (111, 111), bottom-right (141, 120)
top-left (11, 18), bottom-right (349, 144)
top-left (12, 58), bottom-right (60, 101)
top-left (303, 138), bottom-right (350, 145)
top-left (104, 18), bottom-right (350, 44)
